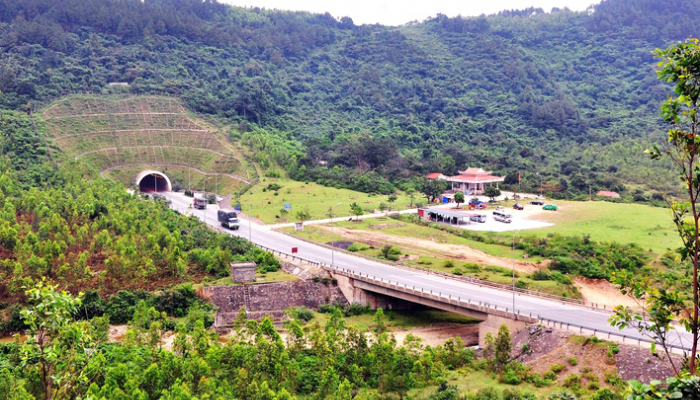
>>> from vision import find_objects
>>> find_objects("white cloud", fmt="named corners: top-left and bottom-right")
top-left (219, 0), bottom-right (602, 26)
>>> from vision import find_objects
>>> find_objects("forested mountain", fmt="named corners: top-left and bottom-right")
top-left (1, 0), bottom-right (699, 197)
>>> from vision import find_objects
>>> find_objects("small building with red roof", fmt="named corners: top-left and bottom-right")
top-left (425, 172), bottom-right (447, 180)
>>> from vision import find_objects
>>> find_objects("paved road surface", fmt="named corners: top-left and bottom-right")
top-left (163, 191), bottom-right (691, 351)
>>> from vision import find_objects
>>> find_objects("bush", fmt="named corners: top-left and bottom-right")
top-left (502, 389), bottom-right (538, 400)
top-left (531, 270), bottom-right (552, 281)
top-left (590, 388), bottom-right (621, 400)
top-left (443, 260), bottom-right (455, 268)
top-left (380, 245), bottom-right (401, 261)
top-left (347, 244), bottom-right (359, 252)
top-left (452, 268), bottom-right (463, 276)
top-left (550, 364), bottom-right (567, 374)
top-left (501, 368), bottom-right (523, 385)
top-left (567, 357), bottom-right (578, 366)
top-left (563, 373), bottom-right (581, 389)
top-left (294, 306), bottom-right (314, 322)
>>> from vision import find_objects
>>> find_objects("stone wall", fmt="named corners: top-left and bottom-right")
top-left (199, 280), bottom-right (347, 326)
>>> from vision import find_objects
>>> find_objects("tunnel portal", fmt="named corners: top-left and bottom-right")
top-left (134, 170), bottom-right (172, 192)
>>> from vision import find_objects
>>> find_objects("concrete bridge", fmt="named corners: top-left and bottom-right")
top-left (330, 269), bottom-right (536, 345)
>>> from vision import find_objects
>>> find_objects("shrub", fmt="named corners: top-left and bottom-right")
top-left (567, 357), bottom-right (578, 366)
top-left (463, 263), bottom-right (481, 272)
top-left (590, 388), bottom-right (621, 400)
top-left (347, 244), bottom-right (359, 252)
top-left (550, 364), bottom-right (567, 374)
top-left (294, 307), bottom-right (314, 322)
top-left (531, 270), bottom-right (552, 281)
top-left (543, 371), bottom-right (557, 381)
top-left (563, 373), bottom-right (581, 389)
top-left (452, 268), bottom-right (463, 276)
top-left (443, 260), bottom-right (455, 269)
top-left (501, 369), bottom-right (523, 385)
top-left (502, 389), bottom-right (538, 400)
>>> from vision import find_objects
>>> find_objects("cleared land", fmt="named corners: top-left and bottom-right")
top-left (42, 95), bottom-right (252, 191)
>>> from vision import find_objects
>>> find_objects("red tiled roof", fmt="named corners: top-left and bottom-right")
top-left (447, 174), bottom-right (505, 183)
top-left (597, 190), bottom-right (620, 198)
top-left (425, 173), bottom-right (444, 179)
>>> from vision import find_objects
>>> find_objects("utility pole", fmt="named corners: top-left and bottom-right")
top-left (248, 191), bottom-right (254, 242)
top-left (512, 229), bottom-right (522, 315)
top-left (330, 202), bottom-right (342, 269)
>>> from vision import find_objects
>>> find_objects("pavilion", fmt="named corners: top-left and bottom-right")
top-left (426, 167), bottom-right (505, 196)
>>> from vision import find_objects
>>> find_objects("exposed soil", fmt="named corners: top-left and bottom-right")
top-left (318, 225), bottom-right (539, 273)
top-left (574, 277), bottom-right (642, 310)
top-left (512, 326), bottom-right (680, 384)
top-left (393, 323), bottom-right (479, 347)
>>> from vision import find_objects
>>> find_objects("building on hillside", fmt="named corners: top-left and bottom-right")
top-left (596, 190), bottom-right (620, 199)
top-left (427, 167), bottom-right (505, 196)
top-left (425, 172), bottom-right (448, 180)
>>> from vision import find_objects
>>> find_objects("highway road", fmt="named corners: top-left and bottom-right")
top-left (163, 191), bottom-right (692, 351)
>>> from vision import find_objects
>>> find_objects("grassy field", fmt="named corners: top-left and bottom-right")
top-left (525, 200), bottom-right (678, 255)
top-left (241, 177), bottom-right (419, 223)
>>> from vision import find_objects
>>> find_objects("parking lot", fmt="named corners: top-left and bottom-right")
top-left (458, 203), bottom-right (555, 232)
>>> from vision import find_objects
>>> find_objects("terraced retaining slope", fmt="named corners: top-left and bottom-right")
top-left (42, 95), bottom-right (251, 192)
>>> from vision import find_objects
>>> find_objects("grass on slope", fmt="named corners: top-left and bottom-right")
top-left (242, 177), bottom-right (418, 223)
top-left (524, 200), bottom-right (678, 255)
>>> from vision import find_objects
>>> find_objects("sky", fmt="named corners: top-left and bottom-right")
top-left (219, 0), bottom-right (603, 26)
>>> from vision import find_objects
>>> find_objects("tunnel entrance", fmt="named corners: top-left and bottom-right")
top-left (134, 170), bottom-right (172, 192)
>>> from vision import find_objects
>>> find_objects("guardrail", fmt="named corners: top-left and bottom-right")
top-left (170, 202), bottom-right (690, 353)
top-left (272, 228), bottom-right (613, 312)
top-left (252, 242), bottom-right (692, 352)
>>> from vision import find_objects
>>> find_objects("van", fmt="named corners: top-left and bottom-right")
top-left (493, 210), bottom-right (512, 223)
top-left (469, 214), bottom-right (487, 223)
top-left (217, 210), bottom-right (240, 230)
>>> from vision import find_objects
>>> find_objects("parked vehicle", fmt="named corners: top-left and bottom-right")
top-left (469, 203), bottom-right (487, 210)
top-left (530, 200), bottom-right (544, 205)
top-left (217, 209), bottom-right (240, 229)
top-left (469, 214), bottom-right (487, 223)
top-left (493, 210), bottom-right (512, 223)
top-left (543, 204), bottom-right (558, 211)
top-left (513, 203), bottom-right (524, 210)
top-left (496, 206), bottom-right (504, 211)
top-left (193, 196), bottom-right (207, 210)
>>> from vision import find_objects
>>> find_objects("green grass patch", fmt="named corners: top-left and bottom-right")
top-left (310, 309), bottom-right (479, 331)
top-left (242, 177), bottom-right (418, 223)
top-left (526, 200), bottom-right (677, 255)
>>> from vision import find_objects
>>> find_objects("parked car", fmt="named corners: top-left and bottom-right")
top-left (530, 200), bottom-right (544, 205)
top-left (496, 206), bottom-right (504, 211)
top-left (513, 203), bottom-right (524, 210)
top-left (543, 204), bottom-right (558, 211)
top-left (469, 214), bottom-right (487, 223)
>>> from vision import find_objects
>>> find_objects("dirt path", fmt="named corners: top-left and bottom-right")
top-left (317, 225), bottom-right (539, 273)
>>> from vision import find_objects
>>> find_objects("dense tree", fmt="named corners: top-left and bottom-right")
top-left (419, 178), bottom-right (448, 204)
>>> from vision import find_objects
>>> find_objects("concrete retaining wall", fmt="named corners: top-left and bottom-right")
top-left (199, 280), bottom-right (347, 326)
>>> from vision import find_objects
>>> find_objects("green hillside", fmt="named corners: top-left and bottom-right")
top-left (0, 0), bottom-right (696, 198)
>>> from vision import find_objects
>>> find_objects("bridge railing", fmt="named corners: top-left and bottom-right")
top-left (270, 229), bottom-right (616, 312)
top-left (252, 242), bottom-right (692, 353)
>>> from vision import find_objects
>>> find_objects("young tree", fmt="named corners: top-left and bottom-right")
top-left (494, 324), bottom-right (512, 372)
top-left (612, 38), bottom-right (700, 374)
top-left (453, 192), bottom-right (465, 208)
top-left (20, 281), bottom-right (105, 400)
top-left (484, 186), bottom-right (502, 202)
top-left (350, 202), bottom-right (364, 221)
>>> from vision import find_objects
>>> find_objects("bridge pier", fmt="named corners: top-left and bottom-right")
top-left (331, 272), bottom-right (532, 347)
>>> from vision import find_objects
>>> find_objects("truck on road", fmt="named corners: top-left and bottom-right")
top-left (217, 209), bottom-right (240, 230)
top-left (193, 196), bottom-right (208, 210)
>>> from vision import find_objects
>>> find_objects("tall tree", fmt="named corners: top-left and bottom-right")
top-left (611, 38), bottom-right (700, 375)
top-left (418, 178), bottom-right (448, 204)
